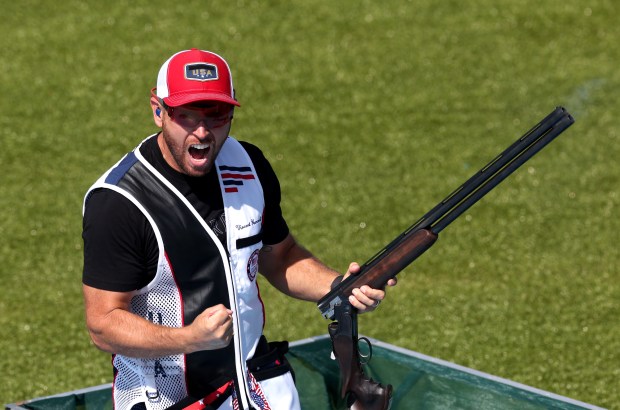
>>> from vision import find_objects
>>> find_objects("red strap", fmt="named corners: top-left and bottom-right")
top-left (183, 380), bottom-right (234, 410)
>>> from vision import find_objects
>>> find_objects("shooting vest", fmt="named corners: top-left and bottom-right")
top-left (84, 136), bottom-right (298, 410)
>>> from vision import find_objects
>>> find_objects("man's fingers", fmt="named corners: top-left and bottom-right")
top-left (206, 304), bottom-right (233, 317)
top-left (209, 309), bottom-right (233, 328)
top-left (348, 262), bottom-right (361, 275)
top-left (342, 262), bottom-right (361, 280)
top-left (349, 288), bottom-right (378, 310)
top-left (348, 285), bottom-right (387, 312)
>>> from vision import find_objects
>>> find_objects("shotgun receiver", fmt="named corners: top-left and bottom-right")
top-left (317, 107), bottom-right (574, 409)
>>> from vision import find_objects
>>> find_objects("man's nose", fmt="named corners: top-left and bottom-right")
top-left (193, 121), bottom-right (212, 137)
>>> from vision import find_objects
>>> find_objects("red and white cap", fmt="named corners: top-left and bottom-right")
top-left (155, 48), bottom-right (240, 107)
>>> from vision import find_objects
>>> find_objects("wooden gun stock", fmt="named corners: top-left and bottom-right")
top-left (318, 228), bottom-right (438, 320)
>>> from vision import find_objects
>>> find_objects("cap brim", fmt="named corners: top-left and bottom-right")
top-left (163, 92), bottom-right (240, 107)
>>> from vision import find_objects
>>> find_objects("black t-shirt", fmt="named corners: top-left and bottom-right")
top-left (82, 135), bottom-right (289, 292)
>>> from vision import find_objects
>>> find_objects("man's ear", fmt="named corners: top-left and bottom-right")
top-left (150, 96), bottom-right (163, 128)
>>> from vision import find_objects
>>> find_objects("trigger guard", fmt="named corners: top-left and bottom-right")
top-left (357, 336), bottom-right (373, 364)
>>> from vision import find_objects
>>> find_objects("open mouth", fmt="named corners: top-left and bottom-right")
top-left (188, 143), bottom-right (211, 160)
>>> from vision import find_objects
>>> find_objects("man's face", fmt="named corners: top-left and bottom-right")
top-left (156, 101), bottom-right (234, 177)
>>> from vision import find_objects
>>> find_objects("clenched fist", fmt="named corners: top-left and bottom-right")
top-left (187, 304), bottom-right (234, 352)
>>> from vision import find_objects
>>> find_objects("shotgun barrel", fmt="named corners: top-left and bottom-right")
top-left (318, 107), bottom-right (574, 320)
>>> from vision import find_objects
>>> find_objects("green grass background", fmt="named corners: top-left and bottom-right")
top-left (1, 0), bottom-right (618, 407)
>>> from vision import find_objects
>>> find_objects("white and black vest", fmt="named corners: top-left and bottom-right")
top-left (84, 137), bottom-right (278, 409)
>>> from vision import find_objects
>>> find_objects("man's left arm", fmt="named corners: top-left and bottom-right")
top-left (258, 233), bottom-right (395, 311)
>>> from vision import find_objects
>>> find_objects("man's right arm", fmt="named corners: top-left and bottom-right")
top-left (83, 284), bottom-right (234, 358)
top-left (82, 189), bottom-right (233, 358)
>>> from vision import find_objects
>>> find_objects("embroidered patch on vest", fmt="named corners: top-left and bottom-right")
top-left (247, 249), bottom-right (260, 282)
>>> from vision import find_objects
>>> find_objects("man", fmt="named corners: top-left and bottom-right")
top-left (82, 48), bottom-right (394, 410)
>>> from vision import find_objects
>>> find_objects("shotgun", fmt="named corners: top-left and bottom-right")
top-left (317, 107), bottom-right (575, 409)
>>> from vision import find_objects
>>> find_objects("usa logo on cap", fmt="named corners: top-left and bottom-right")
top-left (185, 63), bottom-right (218, 81)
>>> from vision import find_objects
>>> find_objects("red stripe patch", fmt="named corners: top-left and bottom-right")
top-left (220, 173), bottom-right (255, 180)
top-left (225, 187), bottom-right (238, 193)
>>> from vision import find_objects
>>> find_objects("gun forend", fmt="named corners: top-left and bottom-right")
top-left (318, 228), bottom-right (438, 320)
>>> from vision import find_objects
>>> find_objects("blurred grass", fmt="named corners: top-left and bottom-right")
top-left (0, 0), bottom-right (618, 407)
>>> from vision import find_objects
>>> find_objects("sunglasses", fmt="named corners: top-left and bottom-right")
top-left (152, 88), bottom-right (234, 129)
top-left (165, 104), bottom-right (233, 129)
